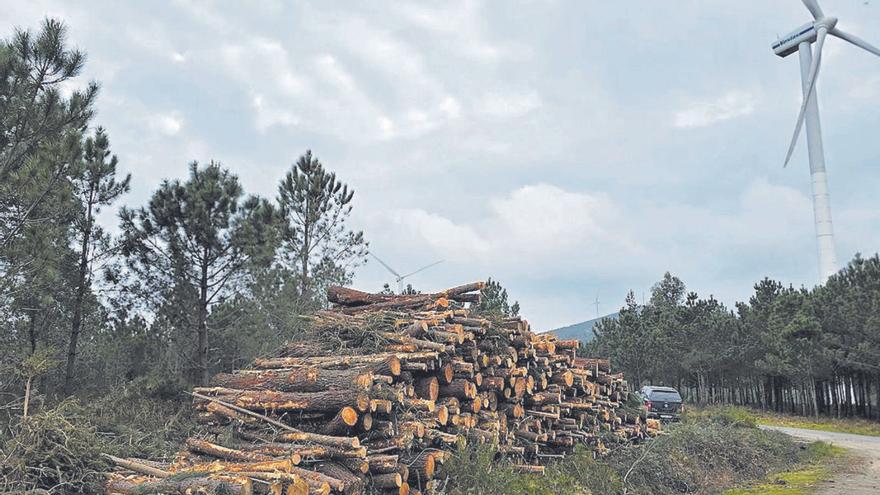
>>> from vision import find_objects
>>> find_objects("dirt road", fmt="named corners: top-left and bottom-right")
top-left (761, 425), bottom-right (880, 494)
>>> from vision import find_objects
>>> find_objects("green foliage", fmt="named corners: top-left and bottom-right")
top-left (684, 405), bottom-right (758, 429)
top-left (277, 150), bottom-right (368, 304)
top-left (14, 347), bottom-right (61, 383)
top-left (0, 18), bottom-right (97, 389)
top-left (472, 278), bottom-right (520, 318)
top-left (64, 127), bottom-right (130, 393)
top-left (589, 256), bottom-right (880, 419)
top-left (119, 161), bottom-right (279, 384)
top-left (442, 441), bottom-right (589, 495)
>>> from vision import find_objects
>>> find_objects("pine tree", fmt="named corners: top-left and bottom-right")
top-left (0, 18), bottom-right (97, 259)
top-left (473, 278), bottom-right (520, 317)
top-left (120, 162), bottom-right (277, 385)
top-left (277, 150), bottom-right (367, 304)
top-left (63, 128), bottom-right (130, 393)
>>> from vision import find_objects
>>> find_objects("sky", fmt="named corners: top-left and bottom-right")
top-left (3, 1), bottom-right (880, 331)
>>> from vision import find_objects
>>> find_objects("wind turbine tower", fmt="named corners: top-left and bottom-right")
top-left (773, 0), bottom-right (880, 281)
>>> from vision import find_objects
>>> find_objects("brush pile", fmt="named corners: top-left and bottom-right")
top-left (104, 282), bottom-right (658, 495)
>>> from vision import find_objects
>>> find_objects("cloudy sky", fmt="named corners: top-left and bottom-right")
top-left (3, 1), bottom-right (880, 331)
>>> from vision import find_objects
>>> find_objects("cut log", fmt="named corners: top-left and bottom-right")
top-left (185, 438), bottom-right (274, 462)
top-left (371, 472), bottom-right (403, 489)
top-left (105, 475), bottom-right (252, 495)
top-left (323, 406), bottom-right (359, 435)
top-left (414, 377), bottom-right (439, 401)
top-left (200, 388), bottom-right (370, 413)
top-left (314, 462), bottom-right (364, 495)
top-left (101, 454), bottom-right (170, 478)
top-left (439, 379), bottom-right (476, 400)
top-left (214, 368), bottom-right (372, 392)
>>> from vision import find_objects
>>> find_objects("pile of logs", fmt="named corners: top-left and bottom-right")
top-left (104, 282), bottom-right (658, 495)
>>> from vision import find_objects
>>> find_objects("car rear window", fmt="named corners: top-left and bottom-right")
top-left (649, 390), bottom-right (682, 401)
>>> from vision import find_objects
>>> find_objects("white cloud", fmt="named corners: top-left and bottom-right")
top-left (251, 94), bottom-right (298, 131)
top-left (396, 1), bottom-right (526, 63)
top-left (375, 183), bottom-right (639, 274)
top-left (673, 90), bottom-right (757, 128)
top-left (489, 184), bottom-right (622, 252)
top-left (477, 90), bottom-right (542, 119)
top-left (149, 111), bottom-right (184, 135)
top-left (389, 209), bottom-right (490, 261)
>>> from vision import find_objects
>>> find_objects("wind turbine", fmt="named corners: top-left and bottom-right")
top-left (773, 0), bottom-right (880, 281)
top-left (369, 252), bottom-right (444, 294)
top-left (593, 291), bottom-right (601, 319)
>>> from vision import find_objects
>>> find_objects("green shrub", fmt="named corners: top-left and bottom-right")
top-left (441, 441), bottom-right (590, 495)
top-left (684, 405), bottom-right (759, 429)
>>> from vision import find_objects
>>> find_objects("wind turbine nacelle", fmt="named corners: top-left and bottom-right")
top-left (772, 22), bottom-right (818, 57)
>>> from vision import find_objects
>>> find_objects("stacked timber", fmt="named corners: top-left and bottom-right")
top-left (105, 282), bottom-right (658, 495)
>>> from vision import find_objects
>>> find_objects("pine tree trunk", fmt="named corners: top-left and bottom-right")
top-left (198, 252), bottom-right (210, 386)
top-left (65, 201), bottom-right (93, 394)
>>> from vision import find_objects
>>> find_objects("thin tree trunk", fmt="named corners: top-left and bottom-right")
top-left (23, 377), bottom-right (32, 418)
top-left (198, 252), bottom-right (210, 386)
top-left (65, 200), bottom-right (93, 394)
top-left (810, 377), bottom-right (819, 418)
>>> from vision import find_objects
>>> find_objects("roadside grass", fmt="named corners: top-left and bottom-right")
top-left (753, 410), bottom-right (880, 438)
top-left (722, 442), bottom-right (848, 495)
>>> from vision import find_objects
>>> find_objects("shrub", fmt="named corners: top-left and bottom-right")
top-left (684, 405), bottom-right (758, 429)
top-left (441, 441), bottom-right (590, 495)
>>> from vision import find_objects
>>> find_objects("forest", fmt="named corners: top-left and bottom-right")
top-left (0, 18), bottom-right (378, 406)
top-left (587, 256), bottom-right (880, 419)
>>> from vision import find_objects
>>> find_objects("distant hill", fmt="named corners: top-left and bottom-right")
top-left (545, 312), bottom-right (619, 343)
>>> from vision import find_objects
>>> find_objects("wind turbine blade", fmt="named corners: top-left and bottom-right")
top-left (784, 27), bottom-right (827, 167)
top-left (801, 0), bottom-right (824, 20)
top-left (829, 27), bottom-right (880, 57)
top-left (400, 260), bottom-right (444, 280)
top-left (369, 252), bottom-right (401, 278)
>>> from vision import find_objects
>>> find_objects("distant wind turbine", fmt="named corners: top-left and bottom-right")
top-left (370, 252), bottom-right (444, 294)
top-left (593, 291), bottom-right (601, 319)
top-left (772, 0), bottom-right (880, 281)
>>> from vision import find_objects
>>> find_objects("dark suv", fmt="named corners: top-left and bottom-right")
top-left (639, 385), bottom-right (683, 421)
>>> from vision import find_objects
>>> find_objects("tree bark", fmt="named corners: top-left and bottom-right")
top-left (197, 250), bottom-right (210, 386)
top-left (64, 199), bottom-right (93, 394)
top-left (106, 476), bottom-right (251, 495)
top-left (213, 368), bottom-right (372, 392)
top-left (197, 388), bottom-right (370, 413)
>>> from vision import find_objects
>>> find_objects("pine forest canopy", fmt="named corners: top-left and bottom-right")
top-left (586, 255), bottom-right (880, 420)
